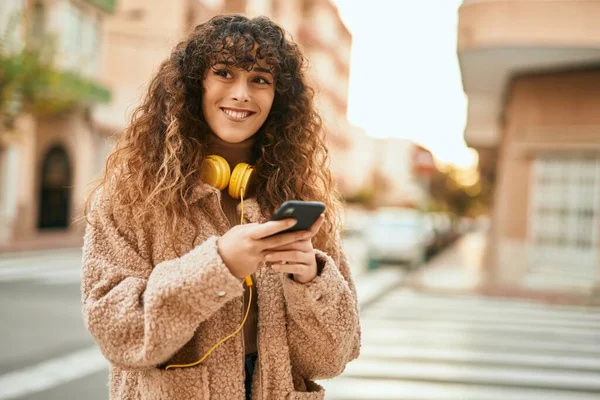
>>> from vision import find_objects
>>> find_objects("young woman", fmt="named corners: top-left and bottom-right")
top-left (81, 14), bottom-right (360, 400)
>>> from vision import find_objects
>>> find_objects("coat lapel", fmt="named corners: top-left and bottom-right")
top-left (241, 198), bottom-right (295, 397)
top-left (237, 198), bottom-right (267, 224)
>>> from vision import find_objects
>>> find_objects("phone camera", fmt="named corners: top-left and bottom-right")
top-left (284, 208), bottom-right (295, 216)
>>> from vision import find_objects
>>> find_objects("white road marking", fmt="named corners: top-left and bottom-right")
top-left (322, 378), bottom-right (600, 400)
top-left (340, 358), bottom-right (600, 391)
top-left (323, 287), bottom-right (600, 399)
top-left (0, 250), bottom-right (82, 285)
top-left (0, 346), bottom-right (107, 400)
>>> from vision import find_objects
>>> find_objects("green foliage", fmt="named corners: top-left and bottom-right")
top-left (84, 0), bottom-right (117, 14)
top-left (0, 10), bottom-right (64, 130)
top-left (0, 9), bottom-right (110, 137)
top-left (344, 187), bottom-right (376, 208)
top-left (428, 165), bottom-right (493, 217)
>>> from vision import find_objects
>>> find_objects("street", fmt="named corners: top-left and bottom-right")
top-left (322, 288), bottom-right (600, 399)
top-left (1, 234), bottom-right (599, 399)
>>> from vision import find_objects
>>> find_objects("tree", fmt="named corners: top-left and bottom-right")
top-left (0, 10), bottom-right (70, 140)
top-left (428, 165), bottom-right (493, 217)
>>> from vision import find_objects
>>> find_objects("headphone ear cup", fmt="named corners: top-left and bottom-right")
top-left (229, 163), bottom-right (254, 199)
top-left (200, 155), bottom-right (231, 190)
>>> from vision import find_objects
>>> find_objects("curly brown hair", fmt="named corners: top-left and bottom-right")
top-left (81, 14), bottom-right (343, 254)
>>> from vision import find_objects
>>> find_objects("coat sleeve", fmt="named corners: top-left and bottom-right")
top-left (281, 236), bottom-right (361, 380)
top-left (81, 196), bottom-right (244, 369)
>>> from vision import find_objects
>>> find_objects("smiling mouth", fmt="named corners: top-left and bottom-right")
top-left (221, 108), bottom-right (256, 121)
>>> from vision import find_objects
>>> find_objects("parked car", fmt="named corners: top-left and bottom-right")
top-left (366, 208), bottom-right (434, 269)
top-left (429, 212), bottom-right (459, 252)
top-left (342, 207), bottom-right (371, 238)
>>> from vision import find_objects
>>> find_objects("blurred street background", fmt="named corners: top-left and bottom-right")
top-left (1, 0), bottom-right (600, 399)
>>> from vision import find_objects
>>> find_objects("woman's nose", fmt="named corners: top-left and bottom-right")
top-left (231, 80), bottom-right (250, 102)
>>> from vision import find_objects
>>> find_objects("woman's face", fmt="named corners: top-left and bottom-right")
top-left (202, 58), bottom-right (275, 143)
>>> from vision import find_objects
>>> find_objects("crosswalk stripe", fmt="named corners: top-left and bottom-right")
top-left (0, 251), bottom-right (82, 284)
top-left (0, 254), bottom-right (81, 268)
top-left (359, 327), bottom-right (600, 356)
top-left (359, 317), bottom-right (600, 342)
top-left (41, 275), bottom-right (82, 285)
top-left (0, 267), bottom-right (81, 284)
top-left (321, 378), bottom-right (600, 400)
top-left (340, 357), bottom-right (600, 391)
top-left (363, 307), bottom-right (600, 328)
top-left (382, 291), bottom-right (600, 314)
top-left (367, 304), bottom-right (600, 325)
top-left (0, 265), bottom-right (55, 280)
top-left (357, 344), bottom-right (600, 371)
top-left (524, 274), bottom-right (595, 290)
top-left (323, 287), bottom-right (600, 399)
top-left (0, 346), bottom-right (107, 400)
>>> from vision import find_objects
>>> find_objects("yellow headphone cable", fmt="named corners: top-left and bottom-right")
top-left (165, 188), bottom-right (253, 370)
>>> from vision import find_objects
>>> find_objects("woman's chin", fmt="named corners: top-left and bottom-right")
top-left (214, 132), bottom-right (256, 144)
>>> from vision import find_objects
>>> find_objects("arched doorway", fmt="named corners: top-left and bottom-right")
top-left (37, 144), bottom-right (72, 230)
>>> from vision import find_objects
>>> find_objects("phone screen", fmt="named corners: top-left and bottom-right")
top-left (270, 200), bottom-right (325, 234)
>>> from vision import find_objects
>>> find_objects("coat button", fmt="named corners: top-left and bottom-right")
top-left (217, 291), bottom-right (226, 297)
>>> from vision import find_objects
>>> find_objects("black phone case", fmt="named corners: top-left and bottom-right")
top-left (270, 200), bottom-right (325, 235)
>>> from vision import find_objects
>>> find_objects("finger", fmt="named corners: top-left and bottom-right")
top-left (260, 229), bottom-right (310, 250)
top-left (267, 239), bottom-right (312, 252)
top-left (308, 214), bottom-right (326, 237)
top-left (271, 263), bottom-right (310, 275)
top-left (250, 219), bottom-right (297, 240)
top-left (265, 250), bottom-right (309, 265)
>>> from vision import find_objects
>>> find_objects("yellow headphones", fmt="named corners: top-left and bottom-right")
top-left (165, 154), bottom-right (255, 371)
top-left (199, 155), bottom-right (255, 200)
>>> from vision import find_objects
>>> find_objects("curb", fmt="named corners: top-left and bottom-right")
top-left (355, 266), bottom-right (407, 310)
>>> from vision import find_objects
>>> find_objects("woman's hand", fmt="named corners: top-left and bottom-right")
top-left (217, 219), bottom-right (312, 279)
top-left (264, 214), bottom-right (326, 283)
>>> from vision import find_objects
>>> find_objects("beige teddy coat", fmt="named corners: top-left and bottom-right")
top-left (81, 181), bottom-right (361, 399)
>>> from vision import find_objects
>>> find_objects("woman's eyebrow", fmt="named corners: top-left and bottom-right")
top-left (253, 67), bottom-right (273, 75)
top-left (214, 61), bottom-right (272, 75)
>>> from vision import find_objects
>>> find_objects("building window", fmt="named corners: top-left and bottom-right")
top-left (58, 2), bottom-right (102, 76)
top-left (38, 144), bottom-right (72, 229)
top-left (528, 155), bottom-right (600, 270)
top-left (29, 2), bottom-right (45, 42)
top-left (81, 14), bottom-right (101, 74)
top-left (0, 146), bottom-right (6, 213)
top-left (302, 0), bottom-right (314, 17)
top-left (225, 0), bottom-right (245, 13)
top-left (0, 0), bottom-right (24, 51)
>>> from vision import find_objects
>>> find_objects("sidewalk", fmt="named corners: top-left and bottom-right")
top-left (0, 231), bottom-right (82, 254)
top-left (355, 266), bottom-right (406, 310)
top-left (405, 231), bottom-right (593, 306)
top-left (351, 233), bottom-right (484, 310)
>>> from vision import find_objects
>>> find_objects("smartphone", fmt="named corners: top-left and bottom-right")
top-left (270, 200), bottom-right (325, 235)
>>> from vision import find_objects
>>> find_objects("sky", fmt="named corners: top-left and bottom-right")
top-left (331, 0), bottom-right (476, 168)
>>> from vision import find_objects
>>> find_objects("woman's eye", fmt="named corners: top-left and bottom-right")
top-left (213, 69), bottom-right (231, 78)
top-left (254, 76), bottom-right (272, 85)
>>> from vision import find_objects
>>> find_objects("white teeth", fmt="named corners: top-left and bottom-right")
top-left (223, 108), bottom-right (250, 119)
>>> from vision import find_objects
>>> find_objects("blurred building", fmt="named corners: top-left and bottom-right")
top-left (330, 124), bottom-right (375, 197)
top-left (98, 0), bottom-right (351, 144)
top-left (0, 0), bottom-right (114, 250)
top-left (458, 0), bottom-right (600, 295)
top-left (0, 0), bottom-right (357, 250)
top-left (100, 0), bottom-right (355, 187)
top-left (371, 138), bottom-right (435, 209)
top-left (221, 0), bottom-right (361, 201)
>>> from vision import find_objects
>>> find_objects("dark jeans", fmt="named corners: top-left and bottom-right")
top-left (245, 353), bottom-right (258, 400)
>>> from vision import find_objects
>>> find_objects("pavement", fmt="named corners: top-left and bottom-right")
top-left (1, 231), bottom-right (598, 399)
top-left (321, 283), bottom-right (600, 399)
top-left (0, 253), bottom-right (108, 400)
top-left (0, 237), bottom-right (406, 400)
top-left (406, 232), bottom-right (594, 305)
